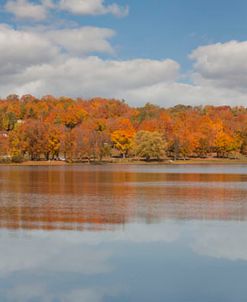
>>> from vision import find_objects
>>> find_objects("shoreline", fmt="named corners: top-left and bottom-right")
top-left (1, 158), bottom-right (247, 166)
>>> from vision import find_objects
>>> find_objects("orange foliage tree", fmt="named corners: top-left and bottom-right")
top-left (0, 94), bottom-right (246, 162)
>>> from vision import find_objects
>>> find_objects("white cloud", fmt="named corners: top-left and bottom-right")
top-left (4, 0), bottom-right (129, 20)
top-left (2, 22), bottom-right (247, 106)
top-left (0, 24), bottom-right (115, 77)
top-left (124, 81), bottom-right (247, 107)
top-left (0, 24), bottom-right (59, 75)
top-left (45, 27), bottom-right (115, 56)
top-left (59, 0), bottom-right (129, 17)
top-left (190, 40), bottom-right (247, 92)
top-left (0, 56), bottom-right (180, 102)
top-left (5, 0), bottom-right (47, 20)
top-left (2, 50), bottom-right (246, 107)
top-left (41, 0), bottom-right (56, 9)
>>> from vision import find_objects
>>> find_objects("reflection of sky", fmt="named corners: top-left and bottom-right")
top-left (0, 165), bottom-right (246, 301)
top-left (62, 163), bottom-right (247, 174)
top-left (0, 221), bottom-right (247, 302)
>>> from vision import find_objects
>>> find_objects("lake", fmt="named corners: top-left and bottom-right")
top-left (0, 164), bottom-right (247, 302)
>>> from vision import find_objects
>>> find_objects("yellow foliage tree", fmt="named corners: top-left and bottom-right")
top-left (111, 130), bottom-right (134, 158)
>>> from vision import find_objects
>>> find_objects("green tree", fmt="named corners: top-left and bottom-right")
top-left (134, 131), bottom-right (166, 161)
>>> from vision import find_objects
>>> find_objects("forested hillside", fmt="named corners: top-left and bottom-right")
top-left (0, 94), bottom-right (247, 162)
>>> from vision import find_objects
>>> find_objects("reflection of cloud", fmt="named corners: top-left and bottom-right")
top-left (0, 220), bottom-right (247, 302)
top-left (1, 220), bottom-right (246, 276)
top-left (3, 284), bottom-right (47, 302)
top-left (47, 223), bottom-right (180, 245)
top-left (189, 222), bottom-right (247, 261)
top-left (61, 288), bottom-right (104, 302)
top-left (48, 249), bottom-right (112, 274)
top-left (0, 223), bottom-right (179, 276)
top-left (0, 222), bottom-right (180, 290)
top-left (2, 220), bottom-right (247, 302)
top-left (0, 228), bottom-right (125, 301)
top-left (0, 235), bottom-right (113, 276)
top-left (62, 287), bottom-right (121, 302)
top-left (3, 284), bottom-right (118, 302)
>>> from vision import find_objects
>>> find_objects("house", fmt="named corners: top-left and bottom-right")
top-left (0, 131), bottom-right (8, 138)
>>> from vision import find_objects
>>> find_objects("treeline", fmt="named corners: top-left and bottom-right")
top-left (0, 94), bottom-right (247, 162)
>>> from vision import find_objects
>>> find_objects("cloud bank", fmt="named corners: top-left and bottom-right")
top-left (1, 0), bottom-right (247, 106)
top-left (4, 0), bottom-right (129, 20)
top-left (5, 0), bottom-right (48, 20)
top-left (59, 0), bottom-right (129, 17)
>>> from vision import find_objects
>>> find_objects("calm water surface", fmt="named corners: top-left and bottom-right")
top-left (0, 164), bottom-right (247, 301)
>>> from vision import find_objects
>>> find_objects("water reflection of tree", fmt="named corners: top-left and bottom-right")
top-left (0, 168), bottom-right (246, 231)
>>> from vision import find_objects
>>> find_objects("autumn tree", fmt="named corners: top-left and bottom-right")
top-left (62, 129), bottom-right (76, 162)
top-left (168, 111), bottom-right (200, 159)
top-left (9, 124), bottom-right (28, 159)
top-left (1, 95), bottom-right (247, 162)
top-left (111, 130), bottom-right (134, 158)
top-left (61, 104), bottom-right (88, 129)
top-left (133, 131), bottom-right (166, 161)
top-left (2, 112), bottom-right (18, 131)
top-left (23, 120), bottom-right (49, 160)
top-left (73, 120), bottom-right (111, 161)
top-left (9, 120), bottom-right (49, 160)
top-left (45, 124), bottom-right (64, 160)
top-left (213, 122), bottom-right (240, 157)
top-left (0, 133), bottom-right (9, 157)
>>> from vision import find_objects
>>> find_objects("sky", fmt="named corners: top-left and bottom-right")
top-left (0, 0), bottom-right (247, 107)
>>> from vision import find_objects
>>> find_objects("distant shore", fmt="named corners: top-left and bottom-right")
top-left (1, 157), bottom-right (247, 166)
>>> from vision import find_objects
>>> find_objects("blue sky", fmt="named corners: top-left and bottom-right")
top-left (102, 0), bottom-right (247, 65)
top-left (0, 0), bottom-right (247, 106)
